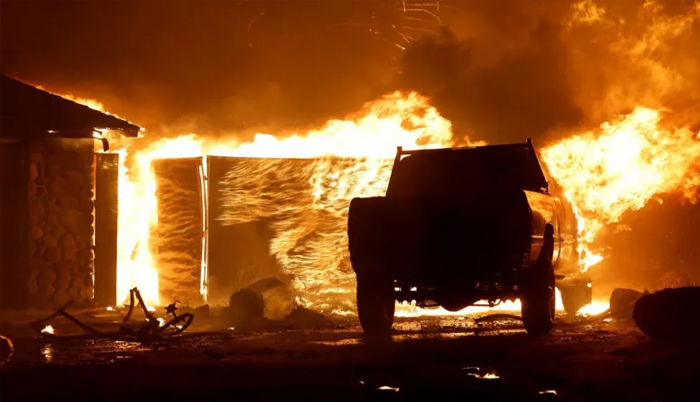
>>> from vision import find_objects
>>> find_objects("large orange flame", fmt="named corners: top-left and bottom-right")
top-left (53, 88), bottom-right (699, 318)
top-left (113, 91), bottom-right (461, 307)
top-left (541, 107), bottom-right (700, 272)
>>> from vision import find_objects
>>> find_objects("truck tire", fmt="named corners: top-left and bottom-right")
top-left (356, 275), bottom-right (395, 337)
top-left (521, 224), bottom-right (555, 335)
top-left (559, 281), bottom-right (592, 315)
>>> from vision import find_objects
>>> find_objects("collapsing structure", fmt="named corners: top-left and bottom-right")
top-left (0, 75), bottom-right (139, 310)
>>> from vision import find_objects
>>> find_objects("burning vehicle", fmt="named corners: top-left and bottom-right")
top-left (348, 140), bottom-right (592, 335)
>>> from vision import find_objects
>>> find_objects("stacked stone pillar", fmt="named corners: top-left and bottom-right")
top-left (26, 139), bottom-right (96, 308)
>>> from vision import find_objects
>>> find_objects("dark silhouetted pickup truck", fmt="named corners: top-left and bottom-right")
top-left (348, 140), bottom-right (591, 336)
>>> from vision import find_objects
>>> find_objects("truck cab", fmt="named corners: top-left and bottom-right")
top-left (347, 140), bottom-right (591, 336)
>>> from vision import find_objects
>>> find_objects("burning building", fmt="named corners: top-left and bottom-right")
top-left (111, 91), bottom-right (456, 312)
top-left (127, 98), bottom-right (700, 317)
top-left (0, 75), bottom-right (140, 310)
top-left (2, 80), bottom-right (698, 319)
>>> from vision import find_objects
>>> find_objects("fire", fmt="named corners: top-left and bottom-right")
top-left (577, 300), bottom-right (610, 317)
top-left (396, 300), bottom-right (523, 318)
top-left (112, 91), bottom-right (458, 307)
top-left (56, 87), bottom-right (699, 318)
top-left (114, 136), bottom-right (211, 305)
top-left (41, 325), bottom-right (55, 335)
top-left (541, 107), bottom-right (700, 271)
top-left (35, 84), bottom-right (136, 124)
top-left (396, 288), bottom-right (573, 317)
top-left (31, 84), bottom-right (107, 113)
top-left (58, 95), bottom-right (106, 113)
top-left (468, 373), bottom-right (500, 380)
top-left (107, 93), bottom-right (700, 318)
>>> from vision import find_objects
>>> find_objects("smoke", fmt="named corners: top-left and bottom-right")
top-left (397, 22), bottom-right (583, 144)
top-left (395, 0), bottom-right (700, 145)
top-left (2, 0), bottom-right (697, 143)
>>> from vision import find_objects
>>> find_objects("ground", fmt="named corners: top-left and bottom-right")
top-left (0, 309), bottom-right (697, 402)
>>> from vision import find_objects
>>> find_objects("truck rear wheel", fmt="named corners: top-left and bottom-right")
top-left (521, 260), bottom-right (555, 335)
top-left (521, 224), bottom-right (555, 335)
top-left (356, 275), bottom-right (395, 337)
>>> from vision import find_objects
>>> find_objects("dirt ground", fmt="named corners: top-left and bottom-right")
top-left (0, 309), bottom-right (697, 402)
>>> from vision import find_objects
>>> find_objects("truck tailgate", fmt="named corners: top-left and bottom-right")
top-left (347, 193), bottom-right (531, 279)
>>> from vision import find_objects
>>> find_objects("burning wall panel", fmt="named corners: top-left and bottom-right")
top-left (207, 157), bottom-right (315, 304)
top-left (152, 155), bottom-right (391, 312)
top-left (207, 156), bottom-right (392, 313)
top-left (152, 158), bottom-right (204, 305)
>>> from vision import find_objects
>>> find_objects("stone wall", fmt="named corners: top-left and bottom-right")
top-left (26, 139), bottom-right (95, 308)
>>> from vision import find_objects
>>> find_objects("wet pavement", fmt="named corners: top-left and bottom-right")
top-left (0, 311), bottom-right (698, 401)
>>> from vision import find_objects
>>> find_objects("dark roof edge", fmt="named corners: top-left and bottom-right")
top-left (1, 75), bottom-right (141, 137)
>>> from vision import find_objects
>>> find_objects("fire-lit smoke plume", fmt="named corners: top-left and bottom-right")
top-left (566, 0), bottom-right (700, 126)
top-left (5, 1), bottom-right (699, 143)
top-left (397, 0), bottom-right (700, 144)
top-left (215, 158), bottom-right (393, 313)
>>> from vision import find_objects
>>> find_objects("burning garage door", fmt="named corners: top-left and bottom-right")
top-left (152, 156), bottom-right (392, 313)
top-left (152, 158), bottom-right (205, 306)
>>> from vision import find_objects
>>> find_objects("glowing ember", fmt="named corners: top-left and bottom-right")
top-left (41, 325), bottom-right (55, 335)
top-left (376, 386), bottom-right (400, 392)
top-left (542, 107), bottom-right (700, 272)
top-left (41, 345), bottom-right (54, 364)
top-left (577, 300), bottom-right (610, 317)
top-left (464, 367), bottom-right (500, 380)
top-left (469, 373), bottom-right (500, 380)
